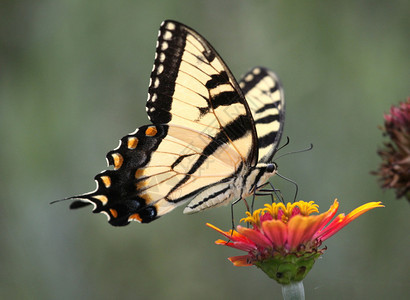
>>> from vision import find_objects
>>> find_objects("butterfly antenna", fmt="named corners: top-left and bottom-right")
top-left (275, 136), bottom-right (290, 154)
top-left (274, 143), bottom-right (313, 161)
top-left (276, 172), bottom-right (299, 202)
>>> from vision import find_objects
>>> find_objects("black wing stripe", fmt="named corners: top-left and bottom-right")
top-left (188, 186), bottom-right (231, 209)
top-left (211, 91), bottom-right (242, 109)
top-left (257, 131), bottom-right (279, 149)
top-left (255, 114), bottom-right (280, 124)
top-left (205, 71), bottom-right (229, 89)
top-left (255, 102), bottom-right (280, 114)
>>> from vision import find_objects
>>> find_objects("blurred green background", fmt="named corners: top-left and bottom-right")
top-left (1, 1), bottom-right (409, 299)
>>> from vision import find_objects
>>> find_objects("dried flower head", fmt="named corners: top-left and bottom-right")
top-left (374, 98), bottom-right (410, 201)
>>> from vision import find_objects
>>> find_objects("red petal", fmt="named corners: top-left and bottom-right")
top-left (207, 223), bottom-right (256, 249)
top-left (314, 199), bottom-right (339, 233)
top-left (215, 239), bottom-right (256, 252)
top-left (237, 226), bottom-right (272, 248)
top-left (260, 212), bottom-right (273, 222)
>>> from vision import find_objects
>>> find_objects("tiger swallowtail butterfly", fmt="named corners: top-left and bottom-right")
top-left (64, 20), bottom-right (285, 225)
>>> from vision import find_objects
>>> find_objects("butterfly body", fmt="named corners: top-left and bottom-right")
top-left (66, 20), bottom-right (285, 225)
top-left (183, 161), bottom-right (277, 214)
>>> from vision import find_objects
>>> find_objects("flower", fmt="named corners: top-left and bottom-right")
top-left (207, 199), bottom-right (383, 285)
top-left (373, 98), bottom-right (410, 201)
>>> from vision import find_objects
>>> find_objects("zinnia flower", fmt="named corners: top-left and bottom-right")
top-left (207, 199), bottom-right (383, 286)
top-left (374, 98), bottom-right (410, 201)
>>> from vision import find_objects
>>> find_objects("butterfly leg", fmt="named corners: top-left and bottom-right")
top-left (230, 197), bottom-right (251, 230)
top-left (250, 188), bottom-right (274, 212)
top-left (255, 191), bottom-right (275, 204)
top-left (256, 181), bottom-right (284, 203)
top-left (249, 182), bottom-right (277, 215)
top-left (251, 192), bottom-right (257, 214)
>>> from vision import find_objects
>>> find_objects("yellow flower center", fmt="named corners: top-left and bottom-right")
top-left (241, 201), bottom-right (319, 225)
top-left (241, 210), bottom-right (262, 226)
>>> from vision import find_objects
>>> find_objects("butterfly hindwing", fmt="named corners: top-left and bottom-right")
top-left (69, 125), bottom-right (167, 225)
top-left (69, 124), bottom-right (245, 224)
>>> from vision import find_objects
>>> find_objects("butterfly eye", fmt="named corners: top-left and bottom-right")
top-left (266, 163), bottom-right (277, 173)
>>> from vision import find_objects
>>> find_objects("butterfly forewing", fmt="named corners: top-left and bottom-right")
top-left (147, 20), bottom-right (258, 164)
top-left (239, 67), bottom-right (285, 163)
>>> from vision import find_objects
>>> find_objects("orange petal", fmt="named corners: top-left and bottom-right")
top-left (206, 223), bottom-right (231, 236)
top-left (207, 223), bottom-right (240, 241)
top-left (261, 219), bottom-right (287, 247)
top-left (315, 202), bottom-right (384, 241)
top-left (287, 214), bottom-right (327, 250)
top-left (228, 255), bottom-right (252, 266)
top-left (215, 239), bottom-right (230, 245)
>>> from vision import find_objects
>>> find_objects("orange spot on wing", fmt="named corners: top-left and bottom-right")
top-left (110, 208), bottom-right (118, 218)
top-left (100, 176), bottom-right (111, 188)
top-left (145, 126), bottom-right (158, 136)
top-left (127, 137), bottom-right (139, 149)
top-left (136, 179), bottom-right (148, 190)
top-left (112, 153), bottom-right (123, 170)
top-left (138, 193), bottom-right (152, 205)
top-left (135, 169), bottom-right (144, 178)
top-left (93, 195), bottom-right (108, 205)
top-left (129, 213), bottom-right (142, 222)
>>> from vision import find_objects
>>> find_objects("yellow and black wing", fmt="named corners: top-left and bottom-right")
top-left (146, 20), bottom-right (258, 162)
top-left (239, 67), bottom-right (285, 164)
top-left (67, 20), bottom-right (259, 225)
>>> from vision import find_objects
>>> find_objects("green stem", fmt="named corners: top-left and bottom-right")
top-left (281, 281), bottom-right (305, 300)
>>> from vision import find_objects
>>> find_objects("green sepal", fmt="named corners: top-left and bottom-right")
top-left (253, 251), bottom-right (323, 285)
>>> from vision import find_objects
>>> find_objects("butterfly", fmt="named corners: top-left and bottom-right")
top-left (66, 20), bottom-right (285, 225)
